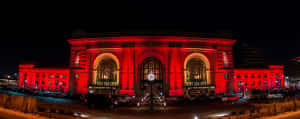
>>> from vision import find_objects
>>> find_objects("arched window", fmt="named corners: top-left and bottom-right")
top-left (186, 58), bottom-right (207, 86)
top-left (96, 58), bottom-right (118, 86)
top-left (142, 59), bottom-right (162, 81)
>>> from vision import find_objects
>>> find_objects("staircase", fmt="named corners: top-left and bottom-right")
top-left (136, 87), bottom-right (167, 111)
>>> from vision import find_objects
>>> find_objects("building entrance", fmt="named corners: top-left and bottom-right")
top-left (139, 58), bottom-right (164, 97)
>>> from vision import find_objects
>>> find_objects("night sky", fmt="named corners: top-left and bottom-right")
top-left (1, 1), bottom-right (300, 72)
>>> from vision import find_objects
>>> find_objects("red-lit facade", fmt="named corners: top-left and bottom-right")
top-left (234, 65), bottom-right (285, 93)
top-left (18, 36), bottom-right (285, 96)
top-left (18, 64), bottom-right (69, 92)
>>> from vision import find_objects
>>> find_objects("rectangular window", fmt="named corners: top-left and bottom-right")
top-left (244, 74), bottom-right (248, 78)
top-left (223, 51), bottom-right (229, 67)
top-left (237, 73), bottom-right (241, 78)
top-left (55, 74), bottom-right (59, 78)
top-left (55, 80), bottom-right (59, 85)
top-left (264, 73), bottom-right (267, 78)
top-left (49, 74), bottom-right (53, 78)
top-left (237, 81), bottom-right (242, 86)
top-left (224, 73), bottom-right (228, 79)
top-left (251, 74), bottom-right (255, 78)
top-left (276, 73), bottom-right (279, 78)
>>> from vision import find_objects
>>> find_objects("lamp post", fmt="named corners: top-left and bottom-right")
top-left (7, 75), bottom-right (11, 86)
top-left (147, 73), bottom-right (155, 112)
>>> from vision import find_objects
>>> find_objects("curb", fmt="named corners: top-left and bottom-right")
top-left (261, 110), bottom-right (300, 119)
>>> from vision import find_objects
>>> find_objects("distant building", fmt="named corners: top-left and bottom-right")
top-left (286, 56), bottom-right (300, 88)
top-left (234, 65), bottom-right (284, 93)
top-left (18, 33), bottom-right (285, 97)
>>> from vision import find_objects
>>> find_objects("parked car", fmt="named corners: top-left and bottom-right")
top-left (267, 92), bottom-right (283, 99)
top-left (221, 95), bottom-right (239, 102)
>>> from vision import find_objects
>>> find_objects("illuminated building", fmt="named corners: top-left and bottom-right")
top-left (286, 56), bottom-right (300, 88)
top-left (18, 34), bottom-right (285, 97)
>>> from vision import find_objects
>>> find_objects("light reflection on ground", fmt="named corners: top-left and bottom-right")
top-left (0, 88), bottom-right (78, 104)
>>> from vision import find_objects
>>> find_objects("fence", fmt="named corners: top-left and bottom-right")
top-left (209, 97), bottom-right (300, 119)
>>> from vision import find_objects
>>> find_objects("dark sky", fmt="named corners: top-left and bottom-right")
top-left (1, 1), bottom-right (300, 72)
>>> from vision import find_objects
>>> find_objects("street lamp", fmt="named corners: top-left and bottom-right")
top-left (7, 75), bottom-right (11, 86)
top-left (147, 72), bottom-right (155, 112)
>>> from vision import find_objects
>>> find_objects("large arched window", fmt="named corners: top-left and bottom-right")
top-left (140, 58), bottom-right (163, 89)
top-left (95, 58), bottom-right (118, 86)
top-left (185, 58), bottom-right (207, 86)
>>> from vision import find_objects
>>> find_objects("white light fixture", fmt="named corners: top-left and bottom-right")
top-left (89, 90), bottom-right (94, 94)
top-left (147, 73), bottom-right (155, 81)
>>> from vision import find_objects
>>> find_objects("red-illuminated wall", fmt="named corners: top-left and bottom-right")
top-left (18, 36), bottom-right (285, 97)
top-left (18, 64), bottom-right (69, 92)
top-left (234, 65), bottom-right (285, 92)
top-left (68, 36), bottom-right (236, 96)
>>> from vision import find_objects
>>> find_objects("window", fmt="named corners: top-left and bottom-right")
top-left (244, 74), bottom-right (248, 78)
top-left (252, 81), bottom-right (255, 85)
top-left (251, 74), bottom-right (255, 78)
top-left (258, 80), bottom-right (261, 85)
top-left (264, 81), bottom-right (268, 85)
top-left (55, 80), bottom-right (59, 85)
top-left (49, 74), bottom-right (53, 78)
top-left (41, 81), bottom-right (44, 84)
top-left (55, 74), bottom-right (59, 78)
top-left (237, 73), bottom-right (241, 78)
top-left (264, 73), bottom-right (267, 78)
top-left (75, 73), bottom-right (79, 79)
top-left (96, 58), bottom-right (118, 86)
top-left (42, 74), bottom-right (45, 78)
top-left (185, 58), bottom-right (207, 86)
top-left (222, 51), bottom-right (229, 67)
top-left (48, 81), bottom-right (51, 85)
top-left (35, 80), bottom-right (38, 85)
top-left (75, 51), bottom-right (80, 66)
top-left (257, 74), bottom-right (261, 78)
top-left (60, 74), bottom-right (66, 79)
top-left (244, 82), bottom-right (248, 86)
top-left (36, 74), bottom-right (39, 78)
top-left (237, 81), bottom-right (242, 86)
top-left (276, 73), bottom-right (279, 78)
top-left (224, 73), bottom-right (228, 79)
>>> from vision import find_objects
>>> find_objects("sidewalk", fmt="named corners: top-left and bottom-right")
top-left (262, 110), bottom-right (300, 119)
top-left (0, 107), bottom-right (47, 119)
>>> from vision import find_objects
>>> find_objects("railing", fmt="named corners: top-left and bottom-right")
top-left (88, 81), bottom-right (118, 89)
top-left (185, 83), bottom-right (216, 89)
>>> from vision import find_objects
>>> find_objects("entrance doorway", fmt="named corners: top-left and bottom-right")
top-left (139, 58), bottom-right (164, 97)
